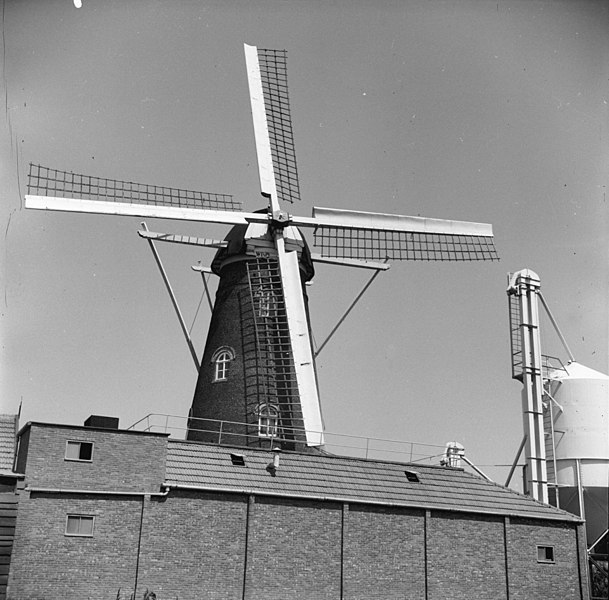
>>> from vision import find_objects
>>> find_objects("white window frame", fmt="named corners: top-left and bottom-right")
top-left (255, 286), bottom-right (276, 318)
top-left (65, 440), bottom-right (94, 462)
top-left (212, 347), bottom-right (235, 382)
top-left (258, 404), bottom-right (279, 438)
top-left (65, 514), bottom-right (95, 537)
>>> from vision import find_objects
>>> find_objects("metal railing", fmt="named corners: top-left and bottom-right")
top-left (127, 413), bottom-right (447, 464)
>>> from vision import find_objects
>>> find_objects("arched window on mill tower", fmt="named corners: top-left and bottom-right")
top-left (211, 347), bottom-right (235, 382)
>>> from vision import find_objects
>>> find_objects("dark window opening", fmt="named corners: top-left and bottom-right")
top-left (65, 441), bottom-right (94, 462)
top-left (537, 545), bottom-right (555, 563)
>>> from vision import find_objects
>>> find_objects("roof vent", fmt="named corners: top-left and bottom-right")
top-left (404, 470), bottom-right (420, 483)
top-left (230, 453), bottom-right (245, 466)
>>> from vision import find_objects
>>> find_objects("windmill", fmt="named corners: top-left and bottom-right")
top-left (25, 44), bottom-right (498, 452)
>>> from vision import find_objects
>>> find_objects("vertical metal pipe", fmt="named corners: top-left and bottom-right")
top-left (241, 495), bottom-right (253, 600)
top-left (547, 397), bottom-right (560, 508)
top-left (133, 494), bottom-right (146, 597)
top-left (340, 503), bottom-right (347, 600)
top-left (512, 270), bottom-right (548, 503)
top-left (424, 509), bottom-right (430, 600)
top-left (503, 516), bottom-right (511, 599)
top-left (575, 459), bottom-right (586, 522)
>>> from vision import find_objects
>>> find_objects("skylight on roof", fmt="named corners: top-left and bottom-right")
top-left (230, 453), bottom-right (246, 466)
top-left (404, 470), bottom-right (420, 483)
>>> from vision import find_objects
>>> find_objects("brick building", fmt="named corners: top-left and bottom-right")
top-left (0, 415), bottom-right (21, 600)
top-left (5, 419), bottom-right (589, 599)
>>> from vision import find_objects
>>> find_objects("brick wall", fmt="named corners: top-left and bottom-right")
top-left (427, 511), bottom-right (507, 599)
top-left (18, 424), bottom-right (167, 492)
top-left (244, 496), bottom-right (342, 600)
top-left (9, 493), bottom-right (142, 598)
top-left (507, 517), bottom-right (585, 600)
top-left (7, 488), bottom-right (587, 600)
top-left (136, 490), bottom-right (248, 600)
top-left (344, 504), bottom-right (425, 600)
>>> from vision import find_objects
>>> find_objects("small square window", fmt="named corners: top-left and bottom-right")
top-left (65, 515), bottom-right (95, 537)
top-left (537, 545), bottom-right (555, 563)
top-left (65, 441), bottom-right (94, 462)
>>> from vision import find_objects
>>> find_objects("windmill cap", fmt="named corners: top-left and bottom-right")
top-left (211, 210), bottom-right (315, 281)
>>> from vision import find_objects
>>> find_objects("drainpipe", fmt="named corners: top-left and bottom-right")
top-left (133, 494), bottom-right (146, 597)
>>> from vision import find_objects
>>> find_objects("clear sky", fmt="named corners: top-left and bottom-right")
top-left (1, 0), bottom-right (607, 488)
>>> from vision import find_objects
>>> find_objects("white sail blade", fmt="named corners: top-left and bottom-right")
top-left (25, 195), bottom-right (266, 227)
top-left (299, 206), bottom-right (493, 237)
top-left (244, 44), bottom-right (280, 215)
top-left (275, 236), bottom-right (324, 446)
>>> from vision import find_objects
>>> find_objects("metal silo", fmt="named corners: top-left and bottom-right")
top-left (545, 361), bottom-right (609, 554)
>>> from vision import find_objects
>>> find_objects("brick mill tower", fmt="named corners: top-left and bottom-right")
top-left (186, 219), bottom-right (316, 450)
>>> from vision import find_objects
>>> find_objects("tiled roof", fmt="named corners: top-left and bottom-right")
top-left (0, 414), bottom-right (17, 471)
top-left (165, 440), bottom-right (580, 523)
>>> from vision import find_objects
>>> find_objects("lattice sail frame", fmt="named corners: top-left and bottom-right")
top-left (27, 164), bottom-right (241, 212)
top-left (255, 48), bottom-right (300, 205)
top-left (314, 226), bottom-right (498, 262)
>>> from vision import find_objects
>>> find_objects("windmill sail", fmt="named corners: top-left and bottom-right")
top-left (245, 43), bottom-right (324, 447)
top-left (27, 164), bottom-right (241, 212)
top-left (307, 207), bottom-right (498, 262)
top-left (245, 45), bottom-right (300, 207)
